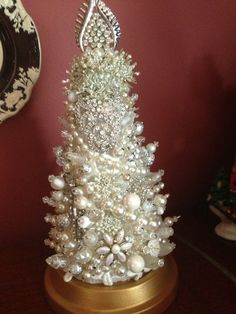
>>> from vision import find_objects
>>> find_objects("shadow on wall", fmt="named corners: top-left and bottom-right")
top-left (0, 96), bottom-right (55, 247)
top-left (168, 55), bottom-right (236, 215)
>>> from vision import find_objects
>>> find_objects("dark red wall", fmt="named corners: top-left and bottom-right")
top-left (1, 0), bottom-right (236, 245)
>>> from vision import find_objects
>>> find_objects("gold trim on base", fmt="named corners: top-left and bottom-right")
top-left (44, 255), bottom-right (178, 314)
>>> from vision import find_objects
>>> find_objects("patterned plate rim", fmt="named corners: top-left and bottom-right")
top-left (0, 0), bottom-right (41, 123)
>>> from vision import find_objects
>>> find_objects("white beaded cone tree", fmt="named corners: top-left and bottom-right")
top-left (44, 0), bottom-right (178, 287)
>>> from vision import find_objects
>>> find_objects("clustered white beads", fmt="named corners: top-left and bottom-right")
top-left (44, 41), bottom-right (178, 286)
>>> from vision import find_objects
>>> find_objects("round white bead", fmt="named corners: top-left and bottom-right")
top-left (146, 143), bottom-right (157, 153)
top-left (75, 248), bottom-right (93, 263)
top-left (127, 255), bottom-right (145, 273)
top-left (113, 206), bottom-right (125, 217)
top-left (157, 207), bottom-right (165, 215)
top-left (64, 272), bottom-right (73, 282)
top-left (75, 196), bottom-right (88, 209)
top-left (135, 122), bottom-right (144, 135)
top-left (50, 176), bottom-right (65, 190)
top-left (72, 187), bottom-right (84, 196)
top-left (83, 231), bottom-right (98, 246)
top-left (68, 91), bottom-right (78, 103)
top-left (52, 191), bottom-right (64, 201)
top-left (78, 216), bottom-right (91, 228)
top-left (124, 193), bottom-right (141, 211)
top-left (112, 244), bottom-right (120, 254)
top-left (83, 271), bottom-right (91, 280)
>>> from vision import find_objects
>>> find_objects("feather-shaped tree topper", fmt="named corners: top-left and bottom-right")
top-left (75, 0), bottom-right (121, 51)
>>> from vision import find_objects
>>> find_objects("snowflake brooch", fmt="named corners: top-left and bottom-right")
top-left (96, 229), bottom-right (133, 266)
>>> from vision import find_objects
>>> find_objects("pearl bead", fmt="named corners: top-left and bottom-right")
top-left (149, 221), bottom-right (158, 228)
top-left (72, 187), bottom-right (84, 196)
top-left (75, 196), bottom-right (88, 209)
top-left (79, 176), bottom-right (88, 185)
top-left (164, 217), bottom-right (174, 226)
top-left (158, 259), bottom-right (165, 267)
top-left (83, 164), bottom-right (92, 174)
top-left (75, 247), bottom-right (93, 263)
top-left (154, 195), bottom-right (167, 206)
top-left (86, 201), bottom-right (92, 208)
top-left (127, 255), bottom-right (145, 273)
top-left (153, 186), bottom-right (160, 193)
top-left (135, 122), bottom-right (144, 135)
top-left (78, 216), bottom-right (91, 228)
top-left (64, 272), bottom-right (73, 282)
top-left (68, 91), bottom-right (78, 103)
top-left (146, 143), bottom-right (157, 153)
top-left (113, 206), bottom-right (125, 217)
top-left (86, 185), bottom-right (94, 194)
top-left (56, 204), bottom-right (66, 214)
top-left (83, 271), bottom-right (91, 280)
top-left (157, 207), bottom-right (164, 215)
top-left (77, 137), bottom-right (84, 145)
top-left (52, 191), bottom-right (64, 201)
top-left (117, 265), bottom-right (126, 275)
top-left (50, 176), bottom-right (65, 190)
top-left (83, 231), bottom-right (98, 246)
top-left (105, 200), bottom-right (113, 208)
top-left (127, 213), bottom-right (137, 221)
top-left (146, 190), bottom-right (154, 199)
top-left (112, 244), bottom-right (120, 254)
top-left (124, 193), bottom-right (141, 211)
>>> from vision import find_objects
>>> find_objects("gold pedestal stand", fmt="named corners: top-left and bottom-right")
top-left (44, 255), bottom-right (178, 314)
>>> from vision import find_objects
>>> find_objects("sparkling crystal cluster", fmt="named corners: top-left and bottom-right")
top-left (44, 0), bottom-right (178, 286)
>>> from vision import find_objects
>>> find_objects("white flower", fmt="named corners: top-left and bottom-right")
top-left (96, 229), bottom-right (133, 266)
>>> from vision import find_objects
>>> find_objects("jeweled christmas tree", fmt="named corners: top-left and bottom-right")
top-left (44, 0), bottom-right (178, 287)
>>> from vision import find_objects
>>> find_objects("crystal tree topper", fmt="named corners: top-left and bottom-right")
top-left (44, 0), bottom-right (178, 286)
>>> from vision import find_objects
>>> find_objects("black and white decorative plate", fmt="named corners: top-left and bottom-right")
top-left (0, 0), bottom-right (41, 123)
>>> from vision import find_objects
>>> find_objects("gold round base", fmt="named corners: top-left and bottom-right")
top-left (44, 255), bottom-right (178, 314)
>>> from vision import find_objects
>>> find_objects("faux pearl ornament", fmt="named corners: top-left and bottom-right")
top-left (149, 221), bottom-right (158, 228)
top-left (158, 259), bottom-right (165, 267)
top-left (146, 143), bottom-right (157, 153)
top-left (75, 247), bottom-right (93, 263)
top-left (86, 185), bottom-right (94, 194)
top-left (117, 265), bottom-right (126, 275)
top-left (68, 91), bottom-right (78, 103)
top-left (124, 193), bottom-right (141, 211)
top-left (153, 186), bottom-right (160, 193)
top-left (127, 255), bottom-right (145, 273)
top-left (64, 272), bottom-right (73, 282)
top-left (113, 206), bottom-right (125, 217)
top-left (83, 164), bottom-right (92, 174)
top-left (146, 190), bottom-right (154, 199)
top-left (72, 187), bottom-right (84, 196)
top-left (157, 207), bottom-right (165, 215)
top-left (112, 244), bottom-right (121, 254)
top-left (134, 122), bottom-right (144, 135)
top-left (50, 176), bottom-right (65, 190)
top-left (83, 271), bottom-right (91, 280)
top-left (154, 195), bottom-right (167, 206)
top-left (75, 196), bottom-right (88, 209)
top-left (78, 216), bottom-right (91, 228)
top-left (127, 213), bottom-right (137, 221)
top-left (164, 217), bottom-right (174, 226)
top-left (52, 191), bottom-right (64, 202)
top-left (79, 176), bottom-right (88, 185)
top-left (56, 204), bottom-right (66, 214)
top-left (83, 231), bottom-right (98, 246)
